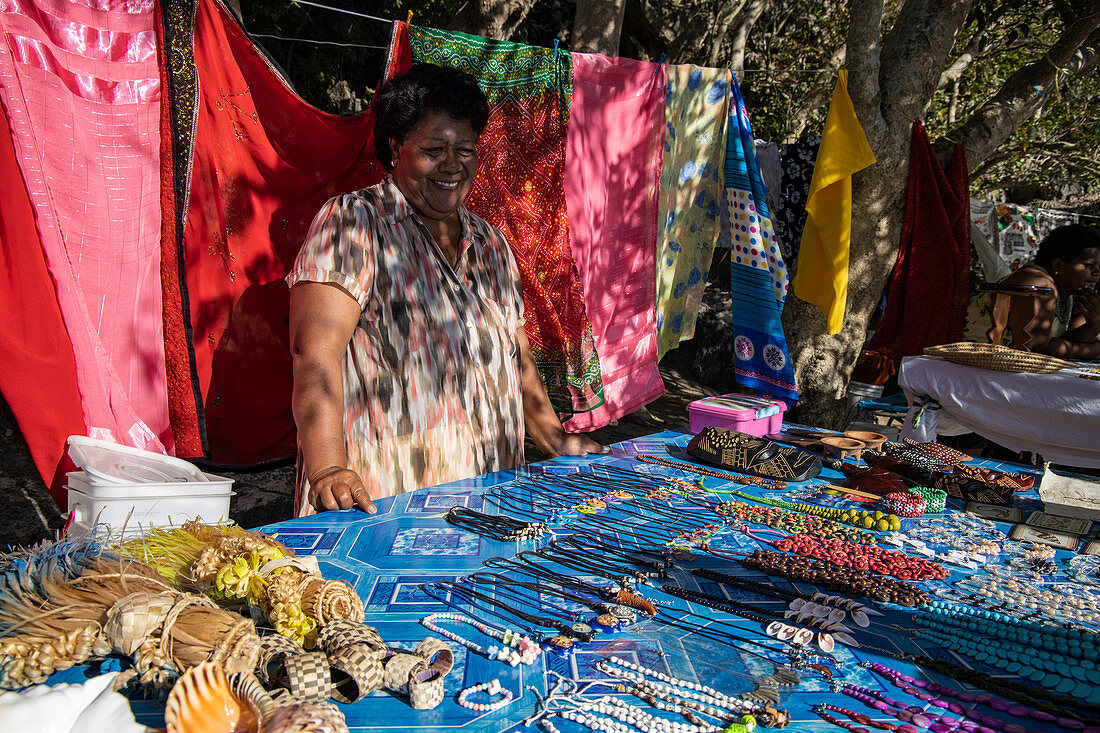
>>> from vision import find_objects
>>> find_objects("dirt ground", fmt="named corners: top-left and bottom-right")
top-left (0, 364), bottom-right (720, 549)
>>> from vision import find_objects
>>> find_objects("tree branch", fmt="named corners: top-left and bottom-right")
top-left (878, 0), bottom-right (975, 131)
top-left (947, 4), bottom-right (1100, 168)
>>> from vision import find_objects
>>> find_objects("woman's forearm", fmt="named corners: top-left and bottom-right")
top-left (292, 355), bottom-right (349, 479)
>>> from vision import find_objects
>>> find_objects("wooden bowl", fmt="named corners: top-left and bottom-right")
top-left (843, 430), bottom-right (887, 450)
top-left (821, 436), bottom-right (867, 460)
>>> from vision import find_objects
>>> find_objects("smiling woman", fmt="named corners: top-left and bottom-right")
top-left (285, 64), bottom-right (606, 517)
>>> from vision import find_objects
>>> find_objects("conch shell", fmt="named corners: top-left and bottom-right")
top-left (165, 662), bottom-right (260, 733)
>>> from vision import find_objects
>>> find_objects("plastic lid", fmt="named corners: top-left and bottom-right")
top-left (67, 435), bottom-right (209, 484)
top-left (693, 394), bottom-right (783, 418)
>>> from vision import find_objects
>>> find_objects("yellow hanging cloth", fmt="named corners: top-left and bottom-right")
top-left (791, 69), bottom-right (876, 334)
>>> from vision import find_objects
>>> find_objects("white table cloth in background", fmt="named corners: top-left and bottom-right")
top-left (898, 355), bottom-right (1100, 468)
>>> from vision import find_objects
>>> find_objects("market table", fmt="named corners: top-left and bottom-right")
top-left (50, 428), bottom-right (1096, 733)
top-left (898, 355), bottom-right (1100, 468)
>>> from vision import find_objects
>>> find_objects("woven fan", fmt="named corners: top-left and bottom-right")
top-left (923, 342), bottom-right (1073, 373)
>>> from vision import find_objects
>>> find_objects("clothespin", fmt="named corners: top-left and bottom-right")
top-left (553, 38), bottom-right (560, 66)
top-left (406, 10), bottom-right (413, 23)
top-left (653, 52), bottom-right (666, 77)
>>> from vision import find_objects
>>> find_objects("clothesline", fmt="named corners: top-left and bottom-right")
top-left (277, 0), bottom-right (840, 76)
top-left (287, 0), bottom-right (392, 23)
top-left (250, 32), bottom-right (386, 50)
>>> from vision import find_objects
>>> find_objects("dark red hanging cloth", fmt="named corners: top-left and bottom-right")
top-left (0, 98), bottom-right (85, 507)
top-left (176, 0), bottom-right (384, 464)
top-left (865, 121), bottom-right (970, 365)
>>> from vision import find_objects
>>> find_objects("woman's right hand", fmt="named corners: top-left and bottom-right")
top-left (308, 468), bottom-right (377, 513)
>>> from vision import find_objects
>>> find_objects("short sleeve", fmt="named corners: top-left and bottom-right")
top-left (286, 193), bottom-right (375, 308)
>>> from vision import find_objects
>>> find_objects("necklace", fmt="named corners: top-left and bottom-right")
top-left (864, 662), bottom-right (1086, 731)
top-left (840, 681), bottom-right (1055, 733)
top-left (814, 703), bottom-right (899, 732)
top-left (444, 505), bottom-right (547, 541)
top-left (772, 533), bottom-right (948, 581)
top-left (420, 612), bottom-right (540, 666)
top-left (658, 584), bottom-right (783, 624)
top-left (715, 499), bottom-right (880, 544)
top-left (913, 625), bottom-right (1100, 699)
top-left (744, 549), bottom-right (929, 606)
top-left (917, 600), bottom-right (1100, 660)
top-left (597, 656), bottom-right (760, 715)
top-left (732, 491), bottom-right (901, 532)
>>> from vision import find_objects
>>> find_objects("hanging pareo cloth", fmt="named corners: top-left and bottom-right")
top-left (791, 70), bottom-right (876, 336)
top-left (655, 65), bottom-right (729, 358)
top-left (179, 0), bottom-right (383, 463)
top-left (0, 0), bottom-right (171, 458)
top-left (724, 74), bottom-right (798, 401)
top-left (561, 53), bottom-right (666, 431)
top-left (407, 26), bottom-right (605, 415)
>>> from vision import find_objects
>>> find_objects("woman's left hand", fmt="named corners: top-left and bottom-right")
top-left (545, 431), bottom-right (609, 458)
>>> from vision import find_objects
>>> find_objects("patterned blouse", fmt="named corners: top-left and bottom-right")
top-left (287, 178), bottom-right (526, 516)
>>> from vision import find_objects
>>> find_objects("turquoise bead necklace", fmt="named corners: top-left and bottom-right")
top-left (914, 625), bottom-right (1100, 704)
top-left (917, 600), bottom-right (1100, 661)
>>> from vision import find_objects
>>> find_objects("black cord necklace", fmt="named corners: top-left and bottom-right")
top-left (429, 580), bottom-right (598, 643)
top-left (659, 584), bottom-right (784, 623)
top-left (444, 505), bottom-right (548, 541)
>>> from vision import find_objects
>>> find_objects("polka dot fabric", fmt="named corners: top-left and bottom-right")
top-left (723, 74), bottom-right (797, 401)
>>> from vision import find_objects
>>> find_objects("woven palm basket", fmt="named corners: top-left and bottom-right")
top-left (923, 342), bottom-right (1074, 373)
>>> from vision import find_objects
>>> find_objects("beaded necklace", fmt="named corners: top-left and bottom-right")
top-left (952, 574), bottom-right (1100, 628)
top-left (771, 533), bottom-right (948, 581)
top-left (839, 681), bottom-right (1053, 733)
top-left (863, 662), bottom-right (1090, 732)
top-left (917, 600), bottom-right (1100, 661)
top-left (444, 505), bottom-right (547, 541)
top-left (420, 612), bottom-right (540, 666)
top-left (814, 703), bottom-right (898, 732)
top-left (714, 499), bottom-right (880, 544)
top-left (862, 647), bottom-right (1100, 723)
top-left (557, 695), bottom-right (743, 733)
top-left (731, 491), bottom-right (901, 532)
top-left (597, 656), bottom-right (761, 717)
top-left (743, 549), bottom-right (929, 606)
top-left (659, 584), bottom-right (785, 624)
top-left (912, 625), bottom-right (1100, 700)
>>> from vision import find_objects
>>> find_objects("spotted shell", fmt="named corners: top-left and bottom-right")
top-left (164, 662), bottom-right (260, 733)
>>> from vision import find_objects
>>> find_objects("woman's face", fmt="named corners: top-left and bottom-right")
top-left (1054, 247), bottom-right (1100, 294)
top-left (391, 111), bottom-right (477, 223)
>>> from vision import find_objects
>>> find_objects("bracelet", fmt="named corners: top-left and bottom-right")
top-left (308, 465), bottom-right (347, 485)
top-left (457, 678), bottom-right (513, 711)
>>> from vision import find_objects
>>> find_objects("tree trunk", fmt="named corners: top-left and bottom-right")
top-left (782, 0), bottom-right (973, 429)
top-left (449, 0), bottom-right (538, 40)
top-left (728, 0), bottom-right (769, 72)
top-left (572, 0), bottom-right (628, 56)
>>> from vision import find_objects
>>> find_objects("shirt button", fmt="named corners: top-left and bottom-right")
top-left (453, 283), bottom-right (461, 292)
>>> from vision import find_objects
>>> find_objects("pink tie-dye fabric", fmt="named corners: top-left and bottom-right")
top-left (563, 53), bottom-right (666, 431)
top-left (0, 0), bottom-right (169, 450)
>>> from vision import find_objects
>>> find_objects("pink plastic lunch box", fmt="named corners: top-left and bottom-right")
top-left (686, 393), bottom-right (788, 437)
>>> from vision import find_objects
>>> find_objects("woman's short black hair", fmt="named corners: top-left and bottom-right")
top-left (373, 64), bottom-right (489, 171)
top-left (1036, 223), bottom-right (1100, 269)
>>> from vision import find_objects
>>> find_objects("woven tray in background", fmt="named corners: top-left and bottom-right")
top-left (923, 342), bottom-right (1074, 373)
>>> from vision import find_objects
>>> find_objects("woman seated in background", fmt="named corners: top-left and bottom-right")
top-left (286, 64), bottom-right (604, 517)
top-left (998, 224), bottom-right (1100, 359)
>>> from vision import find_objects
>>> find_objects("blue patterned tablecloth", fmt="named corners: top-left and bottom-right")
top-left (57, 429), bottom-right (1089, 732)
